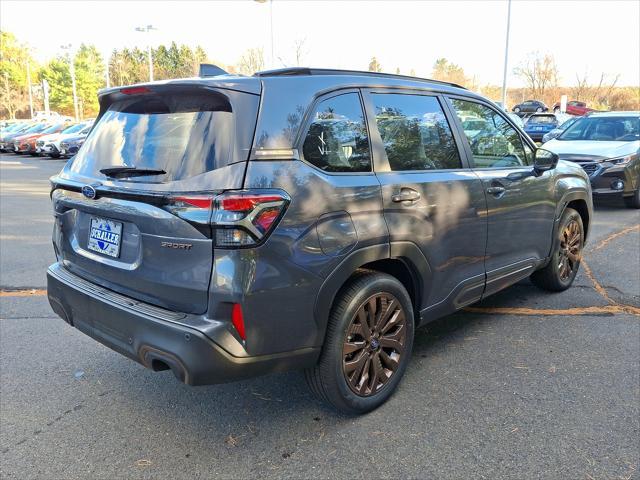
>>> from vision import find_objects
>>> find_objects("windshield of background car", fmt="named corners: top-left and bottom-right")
top-left (558, 116), bottom-right (640, 141)
top-left (41, 124), bottom-right (63, 134)
top-left (69, 91), bottom-right (234, 182)
top-left (61, 123), bottom-right (85, 134)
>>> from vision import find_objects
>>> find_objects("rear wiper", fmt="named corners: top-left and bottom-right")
top-left (100, 167), bottom-right (166, 178)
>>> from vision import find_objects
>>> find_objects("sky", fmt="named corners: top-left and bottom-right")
top-left (1, 0), bottom-right (639, 87)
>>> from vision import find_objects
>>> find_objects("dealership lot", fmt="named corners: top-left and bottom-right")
top-left (1, 154), bottom-right (638, 479)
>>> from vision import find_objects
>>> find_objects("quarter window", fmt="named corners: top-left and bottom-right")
top-left (451, 98), bottom-right (529, 167)
top-left (372, 93), bottom-right (462, 171)
top-left (302, 93), bottom-right (371, 172)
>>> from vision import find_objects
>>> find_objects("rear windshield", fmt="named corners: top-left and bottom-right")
top-left (528, 115), bottom-right (556, 124)
top-left (70, 92), bottom-right (233, 182)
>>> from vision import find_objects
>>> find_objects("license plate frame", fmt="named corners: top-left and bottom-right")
top-left (87, 217), bottom-right (123, 258)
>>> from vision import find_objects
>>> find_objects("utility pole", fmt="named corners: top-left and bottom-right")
top-left (135, 25), bottom-right (157, 81)
top-left (26, 60), bottom-right (34, 119)
top-left (61, 44), bottom-right (79, 121)
top-left (500, 0), bottom-right (512, 110)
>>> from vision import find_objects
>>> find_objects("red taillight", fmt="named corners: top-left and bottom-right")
top-left (120, 86), bottom-right (152, 95)
top-left (212, 190), bottom-right (289, 248)
top-left (220, 195), bottom-right (283, 212)
top-left (172, 196), bottom-right (213, 209)
top-left (231, 303), bottom-right (246, 340)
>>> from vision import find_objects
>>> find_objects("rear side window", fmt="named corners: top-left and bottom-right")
top-left (302, 93), bottom-right (371, 172)
top-left (371, 93), bottom-right (461, 171)
top-left (70, 91), bottom-right (234, 182)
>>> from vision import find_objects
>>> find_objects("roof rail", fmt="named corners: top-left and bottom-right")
top-left (254, 67), bottom-right (466, 89)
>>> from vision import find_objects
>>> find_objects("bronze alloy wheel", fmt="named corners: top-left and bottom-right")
top-left (558, 218), bottom-right (582, 281)
top-left (342, 293), bottom-right (407, 397)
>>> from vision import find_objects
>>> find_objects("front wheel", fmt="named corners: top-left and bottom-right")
top-left (536, 107), bottom-right (544, 112)
top-left (553, 107), bottom-right (560, 114)
top-left (305, 271), bottom-right (414, 414)
top-left (514, 107), bottom-right (521, 113)
top-left (531, 208), bottom-right (584, 291)
top-left (624, 188), bottom-right (640, 209)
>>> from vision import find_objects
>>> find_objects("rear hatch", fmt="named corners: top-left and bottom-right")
top-left (51, 83), bottom-right (260, 314)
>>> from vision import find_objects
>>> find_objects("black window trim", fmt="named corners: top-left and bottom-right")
top-left (443, 94), bottom-right (537, 171)
top-left (294, 88), bottom-right (375, 176)
top-left (360, 87), bottom-right (473, 174)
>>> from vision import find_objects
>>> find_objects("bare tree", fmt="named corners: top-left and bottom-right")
top-left (237, 48), bottom-right (265, 75)
top-left (514, 53), bottom-right (560, 102)
top-left (573, 71), bottom-right (590, 101)
top-left (293, 38), bottom-right (307, 67)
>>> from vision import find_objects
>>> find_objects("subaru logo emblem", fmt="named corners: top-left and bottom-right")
top-left (82, 185), bottom-right (97, 200)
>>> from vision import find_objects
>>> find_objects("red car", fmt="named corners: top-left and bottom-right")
top-left (552, 100), bottom-right (594, 116)
top-left (13, 124), bottom-right (66, 155)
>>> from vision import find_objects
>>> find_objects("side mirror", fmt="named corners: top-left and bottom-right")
top-left (534, 148), bottom-right (559, 173)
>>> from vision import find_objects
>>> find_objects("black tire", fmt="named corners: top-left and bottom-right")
top-left (536, 107), bottom-right (543, 112)
top-left (49, 152), bottom-right (60, 159)
top-left (530, 208), bottom-right (584, 292)
top-left (514, 107), bottom-right (521, 113)
top-left (623, 188), bottom-right (640, 209)
top-left (305, 270), bottom-right (414, 414)
top-left (553, 107), bottom-right (560, 114)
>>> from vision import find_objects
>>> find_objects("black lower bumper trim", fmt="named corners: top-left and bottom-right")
top-left (47, 264), bottom-right (319, 385)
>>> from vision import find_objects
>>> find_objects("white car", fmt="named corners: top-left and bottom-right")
top-left (36, 122), bottom-right (92, 158)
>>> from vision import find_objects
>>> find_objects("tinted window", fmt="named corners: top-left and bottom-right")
top-left (70, 92), bottom-right (234, 182)
top-left (372, 93), bottom-right (461, 171)
top-left (451, 98), bottom-right (529, 167)
top-left (302, 93), bottom-right (371, 172)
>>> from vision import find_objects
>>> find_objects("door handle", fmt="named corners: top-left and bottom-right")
top-left (486, 186), bottom-right (506, 195)
top-left (392, 188), bottom-right (421, 203)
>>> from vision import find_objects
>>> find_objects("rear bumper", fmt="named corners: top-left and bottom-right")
top-left (47, 263), bottom-right (319, 385)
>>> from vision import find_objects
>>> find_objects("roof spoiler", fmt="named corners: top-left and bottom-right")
top-left (199, 64), bottom-right (228, 77)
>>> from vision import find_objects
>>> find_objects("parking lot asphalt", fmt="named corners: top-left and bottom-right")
top-left (1, 154), bottom-right (639, 480)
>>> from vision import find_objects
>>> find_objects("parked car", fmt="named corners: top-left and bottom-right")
top-left (552, 100), bottom-right (594, 116)
top-left (512, 100), bottom-right (548, 115)
top-left (15, 123), bottom-right (68, 155)
top-left (544, 111), bottom-right (640, 208)
top-left (6, 123), bottom-right (51, 153)
top-left (59, 131), bottom-right (90, 157)
top-left (523, 113), bottom-right (560, 142)
top-left (36, 122), bottom-right (93, 158)
top-left (0, 122), bottom-right (34, 151)
top-left (542, 116), bottom-right (579, 143)
top-left (47, 68), bottom-right (593, 414)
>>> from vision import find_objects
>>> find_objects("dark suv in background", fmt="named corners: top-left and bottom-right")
top-left (47, 68), bottom-right (592, 414)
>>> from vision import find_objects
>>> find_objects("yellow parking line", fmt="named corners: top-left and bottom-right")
top-left (590, 224), bottom-right (640, 252)
top-left (464, 304), bottom-right (640, 317)
top-left (0, 289), bottom-right (47, 297)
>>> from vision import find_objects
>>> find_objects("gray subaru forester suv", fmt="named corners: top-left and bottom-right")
top-left (47, 68), bottom-right (593, 414)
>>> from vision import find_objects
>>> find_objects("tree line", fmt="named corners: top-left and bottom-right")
top-left (1, 29), bottom-right (637, 120)
top-left (368, 55), bottom-right (638, 112)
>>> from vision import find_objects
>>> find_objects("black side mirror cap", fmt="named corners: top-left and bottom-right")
top-left (534, 148), bottom-right (559, 173)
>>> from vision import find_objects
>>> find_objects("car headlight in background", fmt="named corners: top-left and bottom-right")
top-left (609, 153), bottom-right (638, 165)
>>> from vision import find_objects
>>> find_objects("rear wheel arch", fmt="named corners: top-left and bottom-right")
top-left (313, 242), bottom-right (432, 347)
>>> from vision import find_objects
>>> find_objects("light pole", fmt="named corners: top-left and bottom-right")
top-left (26, 59), bottom-right (34, 119)
top-left (254, 0), bottom-right (274, 68)
top-left (135, 25), bottom-right (157, 81)
top-left (500, 0), bottom-right (512, 110)
top-left (61, 44), bottom-right (79, 121)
